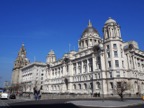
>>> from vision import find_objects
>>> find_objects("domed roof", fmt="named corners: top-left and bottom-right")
top-left (105, 17), bottom-right (116, 24)
top-left (81, 20), bottom-right (99, 38)
top-left (48, 50), bottom-right (55, 55)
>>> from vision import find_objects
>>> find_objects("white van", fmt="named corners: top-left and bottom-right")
top-left (0, 90), bottom-right (9, 99)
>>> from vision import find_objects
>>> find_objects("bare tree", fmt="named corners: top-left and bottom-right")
top-left (114, 81), bottom-right (131, 101)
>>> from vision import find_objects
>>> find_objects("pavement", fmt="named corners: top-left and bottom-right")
top-left (67, 100), bottom-right (144, 108)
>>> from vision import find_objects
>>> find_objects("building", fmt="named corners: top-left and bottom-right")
top-left (44, 18), bottom-right (144, 97)
top-left (11, 44), bottom-right (30, 85)
top-left (13, 17), bottom-right (144, 97)
top-left (21, 62), bottom-right (46, 92)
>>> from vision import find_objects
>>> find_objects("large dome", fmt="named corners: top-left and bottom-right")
top-left (82, 26), bottom-right (98, 35)
top-left (81, 20), bottom-right (99, 38)
top-left (105, 17), bottom-right (116, 24)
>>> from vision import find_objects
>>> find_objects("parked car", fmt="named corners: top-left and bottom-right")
top-left (0, 92), bottom-right (9, 99)
top-left (9, 94), bottom-right (16, 99)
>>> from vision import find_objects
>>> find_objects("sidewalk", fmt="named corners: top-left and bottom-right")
top-left (66, 100), bottom-right (144, 108)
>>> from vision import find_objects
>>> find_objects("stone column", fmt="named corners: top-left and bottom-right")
top-left (126, 54), bottom-right (130, 69)
top-left (81, 61), bottom-right (83, 74)
top-left (92, 53), bottom-right (96, 71)
top-left (87, 59), bottom-right (89, 73)
top-left (76, 63), bottom-right (78, 75)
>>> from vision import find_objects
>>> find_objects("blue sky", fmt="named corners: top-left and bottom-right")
top-left (0, 0), bottom-right (144, 87)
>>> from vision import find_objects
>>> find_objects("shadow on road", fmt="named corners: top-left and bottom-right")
top-left (10, 103), bottom-right (79, 108)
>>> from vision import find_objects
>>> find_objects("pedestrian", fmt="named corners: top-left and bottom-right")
top-left (37, 89), bottom-right (41, 100)
top-left (33, 86), bottom-right (38, 100)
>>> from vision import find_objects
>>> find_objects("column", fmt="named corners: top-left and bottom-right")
top-left (63, 64), bottom-right (66, 76)
top-left (76, 63), bottom-right (78, 74)
top-left (92, 54), bottom-right (96, 71)
top-left (81, 61), bottom-right (83, 74)
top-left (87, 59), bottom-right (89, 73)
top-left (126, 54), bottom-right (130, 69)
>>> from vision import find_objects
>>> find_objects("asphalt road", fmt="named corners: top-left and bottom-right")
top-left (0, 98), bottom-right (144, 108)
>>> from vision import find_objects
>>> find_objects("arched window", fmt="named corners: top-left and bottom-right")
top-left (96, 82), bottom-right (101, 89)
top-left (73, 84), bottom-right (76, 90)
top-left (78, 84), bottom-right (81, 89)
top-left (84, 83), bottom-right (87, 89)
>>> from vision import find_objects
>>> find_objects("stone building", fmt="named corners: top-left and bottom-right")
top-left (11, 44), bottom-right (30, 85)
top-left (44, 18), bottom-right (144, 97)
top-left (20, 62), bottom-right (46, 93)
top-left (14, 18), bottom-right (144, 98)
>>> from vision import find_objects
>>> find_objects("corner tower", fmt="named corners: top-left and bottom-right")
top-left (46, 50), bottom-right (56, 64)
top-left (103, 17), bottom-right (122, 42)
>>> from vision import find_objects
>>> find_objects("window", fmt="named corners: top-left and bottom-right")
top-left (114, 51), bottom-right (118, 57)
top-left (78, 62), bottom-right (81, 73)
top-left (122, 61), bottom-right (124, 68)
top-left (78, 84), bottom-right (81, 89)
top-left (107, 52), bottom-right (110, 58)
top-left (83, 60), bottom-right (87, 72)
top-left (116, 71), bottom-right (120, 78)
top-left (108, 61), bottom-right (111, 68)
top-left (107, 45), bottom-right (110, 50)
top-left (138, 63), bottom-right (140, 67)
top-left (73, 84), bottom-right (76, 90)
top-left (96, 82), bottom-right (101, 89)
top-left (84, 83), bottom-right (87, 89)
top-left (115, 60), bottom-right (119, 67)
top-left (110, 82), bottom-right (114, 89)
top-left (90, 83), bottom-right (93, 89)
top-left (109, 72), bottom-right (113, 78)
top-left (98, 73), bottom-right (101, 79)
top-left (89, 58), bottom-right (93, 72)
top-left (117, 82), bottom-right (121, 88)
top-left (113, 44), bottom-right (117, 49)
top-left (73, 63), bottom-right (76, 74)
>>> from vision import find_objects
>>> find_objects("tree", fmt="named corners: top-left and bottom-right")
top-left (113, 81), bottom-right (131, 101)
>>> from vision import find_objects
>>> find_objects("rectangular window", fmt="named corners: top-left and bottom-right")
top-left (114, 51), bottom-right (118, 57)
top-left (83, 60), bottom-right (87, 72)
top-left (116, 71), bottom-right (120, 78)
top-left (108, 61), bottom-right (111, 68)
top-left (115, 60), bottom-right (119, 67)
top-left (117, 82), bottom-right (121, 88)
top-left (107, 52), bottom-right (110, 58)
top-left (109, 72), bottom-right (113, 78)
top-left (78, 62), bottom-right (81, 73)
top-left (89, 58), bottom-right (93, 72)
top-left (110, 82), bottom-right (114, 89)
top-left (107, 45), bottom-right (110, 50)
top-left (122, 61), bottom-right (124, 68)
top-left (73, 63), bottom-right (76, 74)
top-left (113, 44), bottom-right (117, 49)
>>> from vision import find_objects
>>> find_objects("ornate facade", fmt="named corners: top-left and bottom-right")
top-left (17, 18), bottom-right (144, 97)
top-left (11, 44), bottom-right (30, 85)
top-left (44, 18), bottom-right (144, 96)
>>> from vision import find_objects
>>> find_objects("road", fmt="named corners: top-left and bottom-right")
top-left (0, 98), bottom-right (144, 108)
